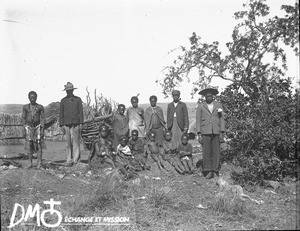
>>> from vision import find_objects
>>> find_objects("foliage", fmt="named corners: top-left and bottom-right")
top-left (160, 0), bottom-right (299, 98)
top-left (219, 78), bottom-right (298, 186)
top-left (159, 0), bottom-right (299, 186)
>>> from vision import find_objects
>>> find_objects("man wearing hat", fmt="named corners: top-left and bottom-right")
top-left (166, 90), bottom-right (189, 146)
top-left (59, 82), bottom-right (84, 167)
top-left (196, 86), bottom-right (225, 179)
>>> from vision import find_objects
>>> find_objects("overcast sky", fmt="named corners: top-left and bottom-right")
top-left (0, 0), bottom-right (298, 107)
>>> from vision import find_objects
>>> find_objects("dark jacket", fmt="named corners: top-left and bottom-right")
top-left (196, 101), bottom-right (225, 135)
top-left (59, 95), bottom-right (84, 126)
top-left (167, 101), bottom-right (189, 131)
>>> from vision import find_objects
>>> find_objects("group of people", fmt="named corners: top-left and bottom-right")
top-left (21, 82), bottom-right (225, 179)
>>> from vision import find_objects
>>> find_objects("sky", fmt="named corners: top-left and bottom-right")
top-left (0, 0), bottom-right (298, 107)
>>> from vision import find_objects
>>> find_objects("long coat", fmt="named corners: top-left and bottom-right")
top-left (196, 101), bottom-right (225, 135)
top-left (166, 101), bottom-right (189, 131)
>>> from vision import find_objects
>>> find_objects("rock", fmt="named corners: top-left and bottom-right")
top-left (197, 203), bottom-right (207, 209)
top-left (8, 165), bottom-right (18, 169)
top-left (268, 180), bottom-right (281, 190)
top-left (160, 186), bottom-right (172, 194)
top-left (131, 178), bottom-right (141, 186)
top-left (0, 165), bottom-right (8, 171)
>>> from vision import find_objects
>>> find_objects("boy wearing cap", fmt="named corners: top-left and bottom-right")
top-left (127, 96), bottom-right (146, 138)
top-left (59, 82), bottom-right (84, 167)
top-left (167, 90), bottom-right (189, 146)
top-left (196, 86), bottom-right (225, 179)
top-left (22, 91), bottom-right (45, 169)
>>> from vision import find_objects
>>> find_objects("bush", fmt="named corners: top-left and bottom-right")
top-left (219, 78), bottom-right (298, 186)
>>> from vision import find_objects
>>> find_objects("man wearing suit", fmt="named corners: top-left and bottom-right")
top-left (196, 86), bottom-right (225, 179)
top-left (59, 82), bottom-right (84, 167)
top-left (167, 90), bottom-right (189, 146)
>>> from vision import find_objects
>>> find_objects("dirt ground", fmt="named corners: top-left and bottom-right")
top-left (0, 141), bottom-right (298, 231)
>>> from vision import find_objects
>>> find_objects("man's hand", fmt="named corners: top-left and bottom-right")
top-left (60, 126), bottom-right (65, 135)
top-left (219, 132), bottom-right (225, 143)
top-left (197, 133), bottom-right (203, 145)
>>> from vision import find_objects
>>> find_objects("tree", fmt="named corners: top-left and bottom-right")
top-left (160, 0), bottom-right (299, 101)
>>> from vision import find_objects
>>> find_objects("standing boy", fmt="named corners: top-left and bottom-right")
top-left (112, 104), bottom-right (129, 149)
top-left (22, 91), bottom-right (45, 169)
top-left (59, 82), bottom-right (84, 167)
top-left (144, 95), bottom-right (166, 146)
top-left (167, 90), bottom-right (189, 146)
top-left (127, 96), bottom-right (146, 138)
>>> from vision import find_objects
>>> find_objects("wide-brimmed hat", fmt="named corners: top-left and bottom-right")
top-left (198, 86), bottom-right (219, 95)
top-left (172, 90), bottom-right (180, 95)
top-left (63, 82), bottom-right (77, 91)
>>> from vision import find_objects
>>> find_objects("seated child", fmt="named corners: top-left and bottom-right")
top-left (162, 130), bottom-right (186, 174)
top-left (128, 130), bottom-right (150, 170)
top-left (178, 133), bottom-right (194, 174)
top-left (115, 135), bottom-right (141, 178)
top-left (88, 125), bottom-right (115, 168)
top-left (144, 131), bottom-right (167, 170)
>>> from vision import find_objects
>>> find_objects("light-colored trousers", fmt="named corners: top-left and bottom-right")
top-left (171, 117), bottom-right (184, 146)
top-left (65, 125), bottom-right (81, 164)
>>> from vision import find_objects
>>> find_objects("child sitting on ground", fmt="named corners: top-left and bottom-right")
top-left (178, 133), bottom-right (194, 174)
top-left (144, 131), bottom-right (167, 171)
top-left (128, 130), bottom-right (150, 170)
top-left (88, 125), bottom-right (115, 168)
top-left (162, 130), bottom-right (186, 174)
top-left (115, 135), bottom-right (140, 179)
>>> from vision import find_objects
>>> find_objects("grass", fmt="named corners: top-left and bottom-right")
top-left (0, 140), bottom-right (298, 230)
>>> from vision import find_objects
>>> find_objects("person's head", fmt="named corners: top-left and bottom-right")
top-left (119, 135), bottom-right (128, 146)
top-left (28, 91), bottom-right (37, 104)
top-left (117, 104), bottom-right (126, 115)
top-left (131, 96), bottom-right (139, 108)
top-left (63, 82), bottom-right (77, 96)
top-left (181, 133), bottom-right (189, 145)
top-left (204, 92), bottom-right (214, 104)
top-left (172, 90), bottom-right (181, 103)
top-left (148, 131), bottom-right (157, 142)
top-left (131, 129), bottom-right (139, 141)
top-left (99, 125), bottom-right (108, 138)
top-left (164, 130), bottom-right (172, 142)
top-left (149, 95), bottom-right (157, 107)
top-left (199, 86), bottom-right (218, 104)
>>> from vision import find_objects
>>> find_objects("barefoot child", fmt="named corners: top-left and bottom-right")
top-left (178, 133), bottom-right (194, 174)
top-left (144, 131), bottom-right (167, 170)
top-left (128, 129), bottom-right (150, 170)
top-left (112, 104), bottom-right (129, 150)
top-left (22, 91), bottom-right (46, 169)
top-left (88, 125), bottom-right (115, 168)
top-left (162, 130), bottom-right (186, 174)
top-left (115, 135), bottom-right (139, 179)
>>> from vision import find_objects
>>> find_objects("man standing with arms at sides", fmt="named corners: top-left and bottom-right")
top-left (196, 86), bottom-right (225, 179)
top-left (167, 90), bottom-right (189, 146)
top-left (59, 82), bottom-right (84, 167)
top-left (22, 91), bottom-right (45, 169)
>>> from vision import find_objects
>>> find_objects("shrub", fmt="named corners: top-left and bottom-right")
top-left (219, 78), bottom-right (298, 186)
